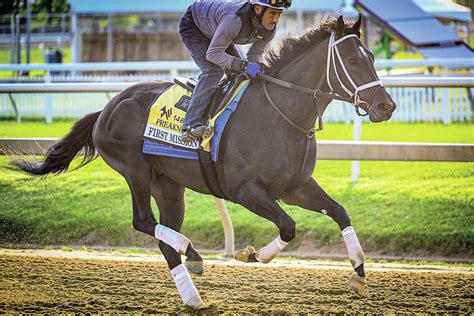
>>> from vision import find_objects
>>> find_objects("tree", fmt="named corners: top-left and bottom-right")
top-left (0, 0), bottom-right (69, 16)
top-left (0, 0), bottom-right (20, 16)
top-left (30, 0), bottom-right (70, 15)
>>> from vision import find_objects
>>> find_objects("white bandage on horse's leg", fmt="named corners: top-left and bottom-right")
top-left (171, 264), bottom-right (204, 309)
top-left (155, 224), bottom-right (191, 255)
top-left (342, 226), bottom-right (366, 268)
top-left (255, 235), bottom-right (288, 263)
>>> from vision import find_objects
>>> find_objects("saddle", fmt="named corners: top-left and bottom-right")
top-left (172, 74), bottom-right (247, 200)
top-left (174, 73), bottom-right (247, 121)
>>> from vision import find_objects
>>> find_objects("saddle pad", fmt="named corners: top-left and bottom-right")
top-left (142, 84), bottom-right (198, 150)
top-left (143, 80), bottom-right (250, 161)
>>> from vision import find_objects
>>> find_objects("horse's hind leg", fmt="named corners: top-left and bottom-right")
top-left (150, 172), bottom-right (204, 309)
top-left (234, 179), bottom-right (295, 263)
top-left (282, 178), bottom-right (367, 297)
top-left (95, 97), bottom-right (203, 308)
top-left (150, 172), bottom-right (204, 275)
top-left (96, 145), bottom-right (204, 308)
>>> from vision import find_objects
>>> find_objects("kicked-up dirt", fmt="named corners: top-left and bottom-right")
top-left (0, 249), bottom-right (472, 313)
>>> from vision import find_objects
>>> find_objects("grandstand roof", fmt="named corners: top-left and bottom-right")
top-left (69, 0), bottom-right (470, 22)
top-left (69, 0), bottom-right (355, 14)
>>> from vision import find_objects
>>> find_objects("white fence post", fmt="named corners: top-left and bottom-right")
top-left (351, 115), bottom-right (362, 184)
top-left (214, 198), bottom-right (235, 257)
top-left (45, 70), bottom-right (53, 124)
top-left (441, 88), bottom-right (451, 125)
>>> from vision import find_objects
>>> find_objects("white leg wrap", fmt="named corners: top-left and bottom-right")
top-left (155, 224), bottom-right (191, 255)
top-left (342, 226), bottom-right (365, 268)
top-left (171, 264), bottom-right (204, 309)
top-left (255, 235), bottom-right (288, 263)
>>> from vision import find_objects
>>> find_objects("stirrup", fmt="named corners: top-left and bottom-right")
top-left (181, 124), bottom-right (213, 142)
top-left (202, 122), bottom-right (214, 139)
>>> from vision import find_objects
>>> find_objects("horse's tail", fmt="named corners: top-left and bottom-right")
top-left (11, 111), bottom-right (101, 176)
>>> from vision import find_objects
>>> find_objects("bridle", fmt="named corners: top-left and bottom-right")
top-left (259, 32), bottom-right (384, 135)
top-left (326, 32), bottom-right (383, 116)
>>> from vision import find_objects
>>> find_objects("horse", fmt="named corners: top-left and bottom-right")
top-left (12, 15), bottom-right (396, 309)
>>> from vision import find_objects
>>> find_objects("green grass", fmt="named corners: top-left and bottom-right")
top-left (0, 120), bottom-right (78, 138)
top-left (0, 121), bottom-right (473, 258)
top-left (1, 120), bottom-right (473, 142)
top-left (0, 47), bottom-right (71, 77)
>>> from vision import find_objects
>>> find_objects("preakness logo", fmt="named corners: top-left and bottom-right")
top-left (160, 105), bottom-right (173, 120)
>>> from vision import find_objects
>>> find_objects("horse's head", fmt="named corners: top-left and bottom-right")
top-left (327, 15), bottom-right (396, 122)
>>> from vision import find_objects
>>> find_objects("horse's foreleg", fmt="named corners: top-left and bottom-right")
top-left (234, 179), bottom-right (295, 264)
top-left (282, 178), bottom-right (367, 297)
top-left (150, 173), bottom-right (204, 309)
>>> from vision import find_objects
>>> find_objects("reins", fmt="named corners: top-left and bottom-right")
top-left (258, 32), bottom-right (384, 135)
top-left (262, 78), bottom-right (317, 138)
top-left (259, 73), bottom-right (353, 103)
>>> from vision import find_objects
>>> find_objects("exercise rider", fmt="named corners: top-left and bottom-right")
top-left (179, 0), bottom-right (292, 142)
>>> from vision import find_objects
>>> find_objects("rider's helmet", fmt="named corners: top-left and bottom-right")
top-left (250, 0), bottom-right (292, 10)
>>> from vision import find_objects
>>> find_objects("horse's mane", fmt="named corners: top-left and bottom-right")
top-left (264, 17), bottom-right (357, 74)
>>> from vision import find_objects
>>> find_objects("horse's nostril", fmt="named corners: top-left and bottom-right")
top-left (379, 103), bottom-right (394, 112)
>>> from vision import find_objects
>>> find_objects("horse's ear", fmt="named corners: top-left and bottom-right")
top-left (336, 15), bottom-right (345, 37)
top-left (352, 13), bottom-right (362, 33)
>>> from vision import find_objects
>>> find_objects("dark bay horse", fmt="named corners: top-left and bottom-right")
top-left (12, 16), bottom-right (395, 309)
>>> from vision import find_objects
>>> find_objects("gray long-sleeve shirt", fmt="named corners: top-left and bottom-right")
top-left (190, 1), bottom-right (276, 69)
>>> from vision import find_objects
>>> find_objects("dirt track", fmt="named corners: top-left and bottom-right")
top-left (0, 249), bottom-right (472, 313)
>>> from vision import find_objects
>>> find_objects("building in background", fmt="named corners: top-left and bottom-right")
top-left (67, 0), bottom-right (359, 63)
top-left (0, 0), bottom-right (471, 64)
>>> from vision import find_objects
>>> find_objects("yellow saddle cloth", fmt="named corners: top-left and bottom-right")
top-left (142, 84), bottom-right (198, 149)
top-left (142, 80), bottom-right (250, 155)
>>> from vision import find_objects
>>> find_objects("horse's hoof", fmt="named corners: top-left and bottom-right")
top-left (349, 272), bottom-right (367, 297)
top-left (234, 245), bottom-right (256, 263)
top-left (185, 259), bottom-right (204, 275)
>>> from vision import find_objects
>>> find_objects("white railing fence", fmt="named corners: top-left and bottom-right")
top-left (1, 86), bottom-right (471, 123)
top-left (1, 58), bottom-right (472, 73)
top-left (0, 59), bottom-right (472, 123)
top-left (1, 76), bottom-right (473, 124)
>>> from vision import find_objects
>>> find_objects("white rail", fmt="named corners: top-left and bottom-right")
top-left (0, 77), bottom-right (472, 93)
top-left (0, 61), bottom-right (198, 72)
top-left (0, 58), bottom-right (472, 72)
top-left (1, 138), bottom-right (473, 162)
